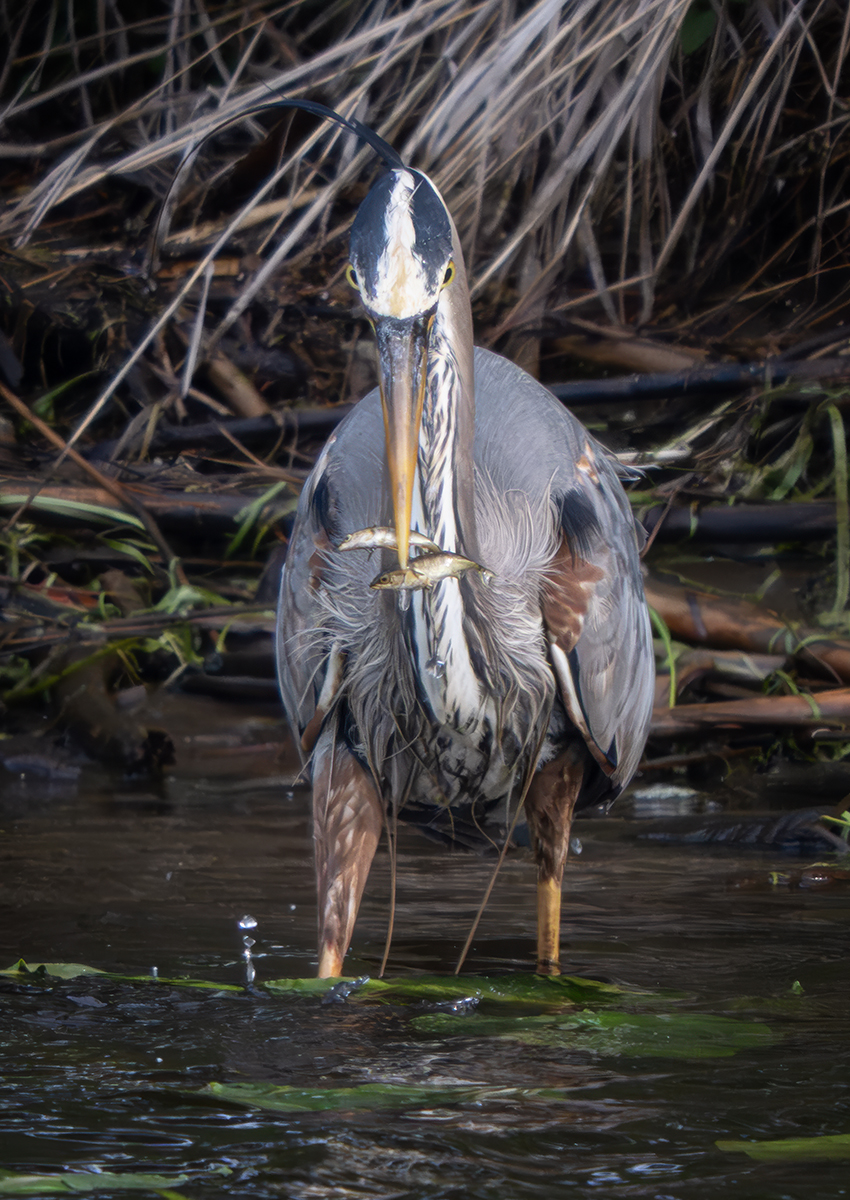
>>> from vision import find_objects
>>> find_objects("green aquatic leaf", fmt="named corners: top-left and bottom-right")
top-left (411, 1008), bottom-right (775, 1059)
top-left (203, 1080), bottom-right (569, 1114)
top-left (0, 1167), bottom-right (222, 1194)
top-left (1, 960), bottom-right (240, 990)
top-left (264, 972), bottom-right (653, 1010)
top-left (264, 975), bottom-right (341, 997)
top-left (4, 961), bottom-right (670, 1007)
top-left (122, 975), bottom-right (242, 991)
top-left (716, 1133), bottom-right (850, 1161)
top-left (0, 960), bottom-right (107, 980)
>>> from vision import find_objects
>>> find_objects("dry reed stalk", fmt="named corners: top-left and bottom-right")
top-left (0, 0), bottom-right (846, 423)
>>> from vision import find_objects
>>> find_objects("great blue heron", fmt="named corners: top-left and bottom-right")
top-left (275, 105), bottom-right (654, 978)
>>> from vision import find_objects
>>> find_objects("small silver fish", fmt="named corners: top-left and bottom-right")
top-left (337, 526), bottom-right (442, 554)
top-left (370, 551), bottom-right (494, 591)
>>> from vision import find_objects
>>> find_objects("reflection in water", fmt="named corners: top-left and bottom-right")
top-left (0, 748), bottom-right (848, 1198)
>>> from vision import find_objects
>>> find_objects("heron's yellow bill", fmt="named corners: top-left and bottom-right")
top-left (374, 314), bottom-right (432, 569)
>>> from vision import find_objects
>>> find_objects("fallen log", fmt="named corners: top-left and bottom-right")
top-left (179, 673), bottom-right (279, 702)
top-left (85, 408), bottom-right (352, 462)
top-left (0, 478), bottom-right (298, 537)
top-left (549, 355), bottom-right (850, 406)
top-left (81, 358), bottom-right (850, 468)
top-left (645, 576), bottom-right (850, 684)
top-left (650, 687), bottom-right (850, 737)
top-left (0, 595), bottom-right (274, 656)
top-left (642, 502), bottom-right (837, 543)
top-left (635, 808), bottom-right (847, 853)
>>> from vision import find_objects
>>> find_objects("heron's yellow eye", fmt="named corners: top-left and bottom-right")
top-left (442, 261), bottom-right (456, 288)
top-left (345, 264), bottom-right (360, 291)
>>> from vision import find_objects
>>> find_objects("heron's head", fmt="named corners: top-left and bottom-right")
top-left (347, 169), bottom-right (459, 568)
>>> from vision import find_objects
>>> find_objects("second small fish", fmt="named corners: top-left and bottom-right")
top-left (371, 551), bottom-right (494, 591)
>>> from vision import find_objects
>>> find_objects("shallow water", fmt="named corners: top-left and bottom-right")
top-left (1, 706), bottom-right (848, 1199)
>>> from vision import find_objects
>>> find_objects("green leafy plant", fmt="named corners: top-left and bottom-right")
top-left (0, 523), bottom-right (50, 579)
top-left (226, 482), bottom-right (298, 560)
top-left (821, 809), bottom-right (850, 843)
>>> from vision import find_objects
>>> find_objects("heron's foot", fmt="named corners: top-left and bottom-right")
top-left (317, 944), bottom-right (345, 979)
top-left (536, 957), bottom-right (562, 977)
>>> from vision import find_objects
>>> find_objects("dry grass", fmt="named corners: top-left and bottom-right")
top-left (0, 0), bottom-right (848, 421)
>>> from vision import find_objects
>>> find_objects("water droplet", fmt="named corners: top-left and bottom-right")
top-left (570, 837), bottom-right (583, 855)
top-left (245, 960), bottom-right (256, 985)
top-left (242, 937), bottom-right (255, 949)
top-left (426, 653), bottom-right (446, 679)
top-left (238, 915), bottom-right (257, 930)
top-left (150, 966), bottom-right (158, 979)
top-left (289, 904), bottom-right (297, 912)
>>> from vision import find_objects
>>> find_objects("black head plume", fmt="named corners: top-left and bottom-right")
top-left (247, 96), bottom-right (405, 170)
top-left (149, 96), bottom-right (404, 274)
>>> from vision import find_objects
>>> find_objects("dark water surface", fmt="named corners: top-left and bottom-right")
top-left (1, 703), bottom-right (848, 1199)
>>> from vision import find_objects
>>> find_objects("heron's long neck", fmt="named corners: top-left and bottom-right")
top-left (415, 291), bottom-right (477, 558)
top-left (410, 283), bottom-right (484, 729)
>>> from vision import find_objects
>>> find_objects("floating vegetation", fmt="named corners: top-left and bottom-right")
top-left (717, 1134), bottom-right (850, 1162)
top-left (0, 1167), bottom-right (228, 1196)
top-left (264, 971), bottom-right (655, 1010)
top-left (1, 960), bottom-right (241, 991)
top-left (411, 1008), bottom-right (776, 1060)
top-left (3, 960), bottom-right (774, 1064)
top-left (203, 1080), bottom-right (572, 1115)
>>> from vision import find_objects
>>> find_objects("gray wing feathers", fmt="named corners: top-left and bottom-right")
top-left (472, 349), bottom-right (653, 789)
top-left (276, 400), bottom-right (390, 754)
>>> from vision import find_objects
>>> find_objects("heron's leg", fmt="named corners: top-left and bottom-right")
top-left (524, 744), bottom-right (585, 975)
top-left (311, 725), bottom-right (383, 977)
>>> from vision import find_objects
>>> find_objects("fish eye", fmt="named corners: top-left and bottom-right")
top-left (345, 264), bottom-right (360, 291)
top-left (442, 261), bottom-right (455, 288)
